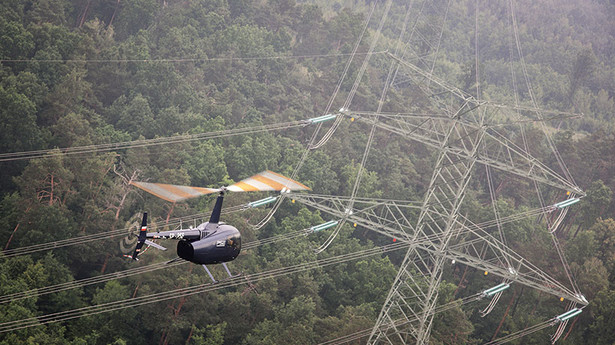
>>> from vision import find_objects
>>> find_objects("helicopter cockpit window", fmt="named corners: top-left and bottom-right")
top-left (226, 236), bottom-right (241, 250)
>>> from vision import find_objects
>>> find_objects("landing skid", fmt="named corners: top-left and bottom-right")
top-left (165, 257), bottom-right (183, 264)
top-left (202, 262), bottom-right (241, 283)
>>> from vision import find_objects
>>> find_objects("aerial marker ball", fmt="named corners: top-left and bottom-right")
top-left (451, 259), bottom-right (456, 264)
top-left (291, 199), bottom-right (295, 203)
top-left (353, 223), bottom-right (357, 227)
top-left (566, 191), bottom-right (571, 196)
top-left (560, 297), bottom-right (564, 302)
top-left (393, 238), bottom-right (397, 242)
top-left (484, 271), bottom-right (488, 276)
top-left (350, 117), bottom-right (355, 122)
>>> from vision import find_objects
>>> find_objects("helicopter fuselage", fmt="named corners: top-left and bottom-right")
top-left (147, 222), bottom-right (241, 265)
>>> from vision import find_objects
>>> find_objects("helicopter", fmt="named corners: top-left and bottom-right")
top-left (127, 171), bottom-right (310, 282)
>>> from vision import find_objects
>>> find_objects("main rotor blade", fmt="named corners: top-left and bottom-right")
top-left (131, 171), bottom-right (309, 202)
top-left (130, 181), bottom-right (220, 202)
top-left (226, 170), bottom-right (310, 192)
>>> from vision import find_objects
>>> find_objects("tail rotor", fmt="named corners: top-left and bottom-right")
top-left (127, 213), bottom-right (147, 260)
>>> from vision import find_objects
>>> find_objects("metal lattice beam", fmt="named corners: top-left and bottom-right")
top-left (294, 3), bottom-right (584, 342)
top-left (291, 100), bottom-right (583, 344)
top-left (288, 191), bottom-right (584, 306)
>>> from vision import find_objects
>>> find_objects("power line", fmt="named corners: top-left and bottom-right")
top-left (0, 242), bottom-right (408, 333)
top-left (0, 227), bottom-right (311, 305)
top-left (318, 292), bottom-right (483, 345)
top-left (0, 120), bottom-right (308, 162)
top-left (7, 206), bottom-right (517, 306)
top-left (2, 204), bottom-right (246, 258)
top-left (0, 51), bottom-right (387, 64)
top-left (252, 1), bottom-right (379, 230)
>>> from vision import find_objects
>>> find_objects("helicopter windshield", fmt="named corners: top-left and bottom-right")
top-left (226, 235), bottom-right (241, 250)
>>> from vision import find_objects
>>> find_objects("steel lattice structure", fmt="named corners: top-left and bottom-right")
top-left (289, 0), bottom-right (586, 343)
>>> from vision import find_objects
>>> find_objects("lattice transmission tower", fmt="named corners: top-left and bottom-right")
top-left (289, 0), bottom-right (587, 343)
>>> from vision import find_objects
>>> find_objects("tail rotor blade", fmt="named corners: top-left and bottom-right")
top-left (131, 212), bottom-right (148, 260)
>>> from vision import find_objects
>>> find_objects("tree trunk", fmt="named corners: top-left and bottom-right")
top-left (109, 0), bottom-right (120, 27)
top-left (100, 253), bottom-right (110, 274)
top-left (49, 174), bottom-right (54, 206)
top-left (453, 265), bottom-right (469, 296)
top-left (185, 326), bottom-right (194, 345)
top-left (510, 285), bottom-right (524, 317)
top-left (4, 223), bottom-right (20, 250)
top-left (78, 0), bottom-right (92, 28)
top-left (132, 280), bottom-right (141, 298)
top-left (4, 206), bottom-right (32, 250)
top-left (491, 288), bottom-right (518, 340)
top-left (562, 316), bottom-right (579, 341)
top-left (165, 203), bottom-right (175, 224)
top-left (572, 223), bottom-right (583, 239)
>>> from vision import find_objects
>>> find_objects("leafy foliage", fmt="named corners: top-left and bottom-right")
top-left (1, 0), bottom-right (615, 344)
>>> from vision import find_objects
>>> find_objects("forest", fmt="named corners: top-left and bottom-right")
top-left (1, 0), bottom-right (614, 344)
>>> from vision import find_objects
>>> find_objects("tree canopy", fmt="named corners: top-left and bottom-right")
top-left (1, 0), bottom-right (614, 344)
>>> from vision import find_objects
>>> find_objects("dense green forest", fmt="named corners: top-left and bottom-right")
top-left (1, 0), bottom-right (614, 344)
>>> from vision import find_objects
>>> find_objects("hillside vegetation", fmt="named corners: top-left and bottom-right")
top-left (1, 0), bottom-right (615, 344)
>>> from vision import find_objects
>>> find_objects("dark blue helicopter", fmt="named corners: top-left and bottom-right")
top-left (128, 171), bottom-right (309, 282)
